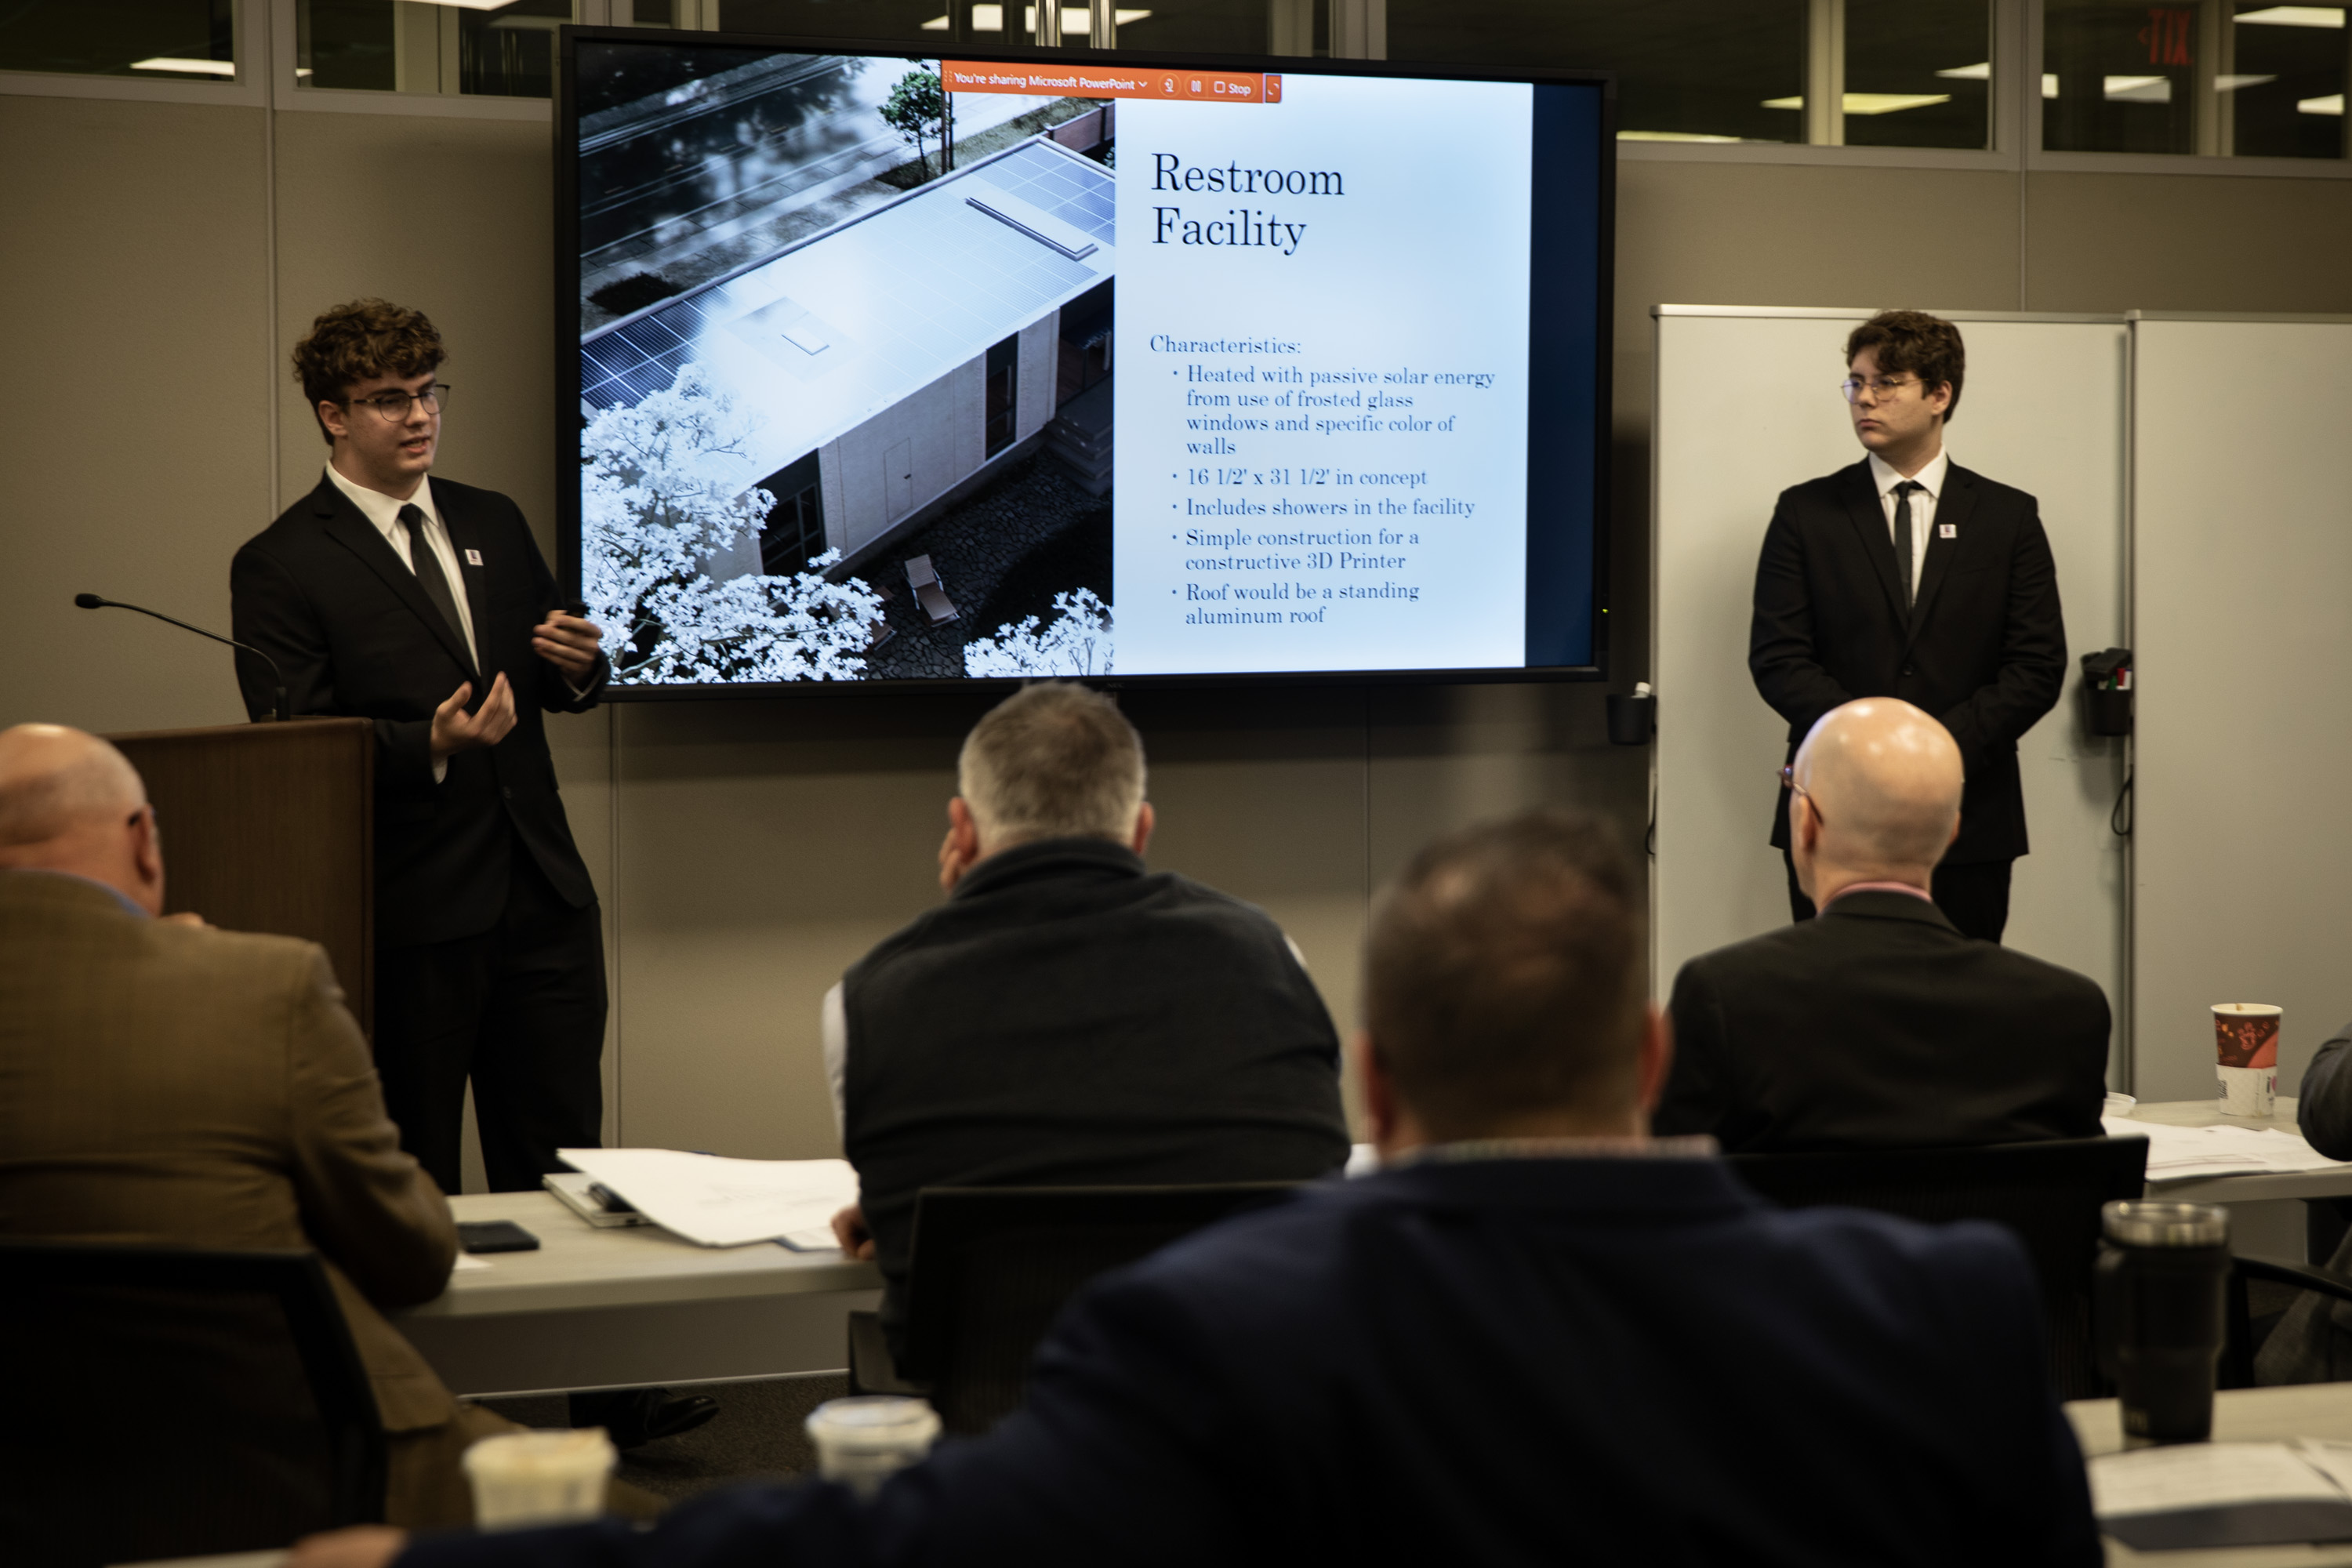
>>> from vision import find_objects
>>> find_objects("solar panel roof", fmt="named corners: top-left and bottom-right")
top-left (582, 136), bottom-right (1116, 488)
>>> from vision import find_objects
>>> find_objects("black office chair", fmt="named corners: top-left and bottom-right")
top-left (848, 1182), bottom-right (1299, 1435)
top-left (1729, 1134), bottom-right (2151, 1400)
top-left (0, 1242), bottom-right (387, 1568)
top-left (2223, 1254), bottom-right (2352, 1388)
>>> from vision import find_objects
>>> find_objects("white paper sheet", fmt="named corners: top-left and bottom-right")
top-left (2102, 1116), bottom-right (2351, 1181)
top-left (2089, 1443), bottom-right (2349, 1519)
top-left (557, 1148), bottom-right (859, 1248)
top-left (2292, 1441), bottom-right (2352, 1500)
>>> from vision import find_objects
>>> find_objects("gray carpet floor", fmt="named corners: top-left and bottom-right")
top-left (481, 1374), bottom-right (848, 1504)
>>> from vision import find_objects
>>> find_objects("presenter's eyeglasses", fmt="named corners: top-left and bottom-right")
top-left (1777, 763), bottom-right (1828, 826)
top-left (344, 383), bottom-right (452, 422)
top-left (1839, 376), bottom-right (1918, 404)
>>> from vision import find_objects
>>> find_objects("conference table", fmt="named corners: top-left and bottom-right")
top-left (2124, 1097), bottom-right (2352, 1206)
top-left (394, 1191), bottom-right (880, 1399)
top-left (2068, 1384), bottom-right (2352, 1566)
top-left (396, 1100), bottom-right (2352, 1400)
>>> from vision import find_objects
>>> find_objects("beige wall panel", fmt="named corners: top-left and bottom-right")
top-left (546, 706), bottom-right (619, 1149)
top-left (1368, 683), bottom-right (1646, 885)
top-left (1613, 162), bottom-right (2024, 438)
top-left (0, 97), bottom-right (270, 734)
top-left (2023, 173), bottom-right (2352, 315)
top-left (271, 114), bottom-right (559, 557)
top-left (608, 694), bottom-right (992, 1157)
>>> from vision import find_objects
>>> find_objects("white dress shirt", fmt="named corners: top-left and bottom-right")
top-left (325, 464), bottom-right (481, 669)
top-left (1866, 447), bottom-right (1950, 600)
top-left (326, 464), bottom-right (479, 784)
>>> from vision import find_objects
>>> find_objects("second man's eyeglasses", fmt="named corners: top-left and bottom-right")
top-left (346, 383), bottom-right (452, 422)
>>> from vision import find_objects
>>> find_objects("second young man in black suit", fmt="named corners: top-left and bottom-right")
top-left (1657, 699), bottom-right (2109, 1152)
top-left (1750, 310), bottom-right (2067, 942)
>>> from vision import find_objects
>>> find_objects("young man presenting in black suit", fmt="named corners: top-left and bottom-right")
top-left (234, 301), bottom-right (716, 1446)
top-left (1750, 310), bottom-right (2067, 942)
top-left (234, 299), bottom-right (607, 1194)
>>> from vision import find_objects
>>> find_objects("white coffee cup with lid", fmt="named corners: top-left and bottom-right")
top-left (804, 1396), bottom-right (942, 1500)
top-left (462, 1428), bottom-right (616, 1530)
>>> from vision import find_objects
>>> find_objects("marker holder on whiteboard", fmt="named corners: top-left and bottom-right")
top-left (1607, 683), bottom-right (1656, 746)
top-left (2082, 648), bottom-right (2133, 738)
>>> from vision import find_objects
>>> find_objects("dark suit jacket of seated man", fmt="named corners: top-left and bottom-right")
top-left (2257, 1019), bottom-right (2352, 1385)
top-left (1657, 698), bottom-right (2108, 1152)
top-left (346, 811), bottom-right (2098, 1568)
top-left (826, 683), bottom-right (1349, 1351)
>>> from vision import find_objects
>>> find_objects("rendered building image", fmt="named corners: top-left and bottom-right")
top-left (581, 125), bottom-right (1116, 589)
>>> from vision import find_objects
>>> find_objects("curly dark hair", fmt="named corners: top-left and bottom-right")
top-left (1845, 309), bottom-right (1965, 425)
top-left (292, 299), bottom-right (446, 445)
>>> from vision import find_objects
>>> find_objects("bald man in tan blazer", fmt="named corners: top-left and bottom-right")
top-left (0, 723), bottom-right (514, 1526)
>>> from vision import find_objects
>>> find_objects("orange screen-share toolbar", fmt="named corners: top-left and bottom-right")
top-left (942, 60), bottom-right (1280, 103)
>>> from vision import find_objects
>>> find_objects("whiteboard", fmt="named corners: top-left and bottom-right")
top-left (1653, 307), bottom-right (2130, 1080)
top-left (2131, 316), bottom-right (2352, 1101)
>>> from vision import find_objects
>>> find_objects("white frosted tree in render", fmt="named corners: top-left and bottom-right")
top-left (963, 588), bottom-right (1113, 678)
top-left (582, 365), bottom-right (883, 682)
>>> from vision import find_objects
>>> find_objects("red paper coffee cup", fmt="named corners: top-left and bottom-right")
top-left (2212, 1004), bottom-right (2281, 1070)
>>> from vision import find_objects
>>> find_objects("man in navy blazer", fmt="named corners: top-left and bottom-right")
top-left (294, 811), bottom-right (2099, 1568)
top-left (1751, 310), bottom-right (2067, 942)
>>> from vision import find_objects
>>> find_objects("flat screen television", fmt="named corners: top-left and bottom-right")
top-left (558, 27), bottom-right (1612, 692)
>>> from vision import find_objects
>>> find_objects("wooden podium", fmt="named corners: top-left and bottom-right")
top-left (107, 719), bottom-right (375, 1038)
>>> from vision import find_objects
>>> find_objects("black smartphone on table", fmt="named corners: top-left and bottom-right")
top-left (456, 1219), bottom-right (540, 1254)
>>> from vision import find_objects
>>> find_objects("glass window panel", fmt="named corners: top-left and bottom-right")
top-left (0, 0), bottom-right (235, 80)
top-left (299, 0), bottom-right (394, 91)
top-left (1112, 0), bottom-right (1279, 54)
top-left (2227, 2), bottom-right (2349, 159)
top-left (461, 0), bottom-right (570, 96)
top-left (2044, 0), bottom-right (2202, 153)
top-left (1386, 0), bottom-right (1808, 145)
top-left (717, 0), bottom-right (961, 42)
top-left (1843, 0), bottom-right (1992, 149)
top-left (297, 1), bottom-right (578, 96)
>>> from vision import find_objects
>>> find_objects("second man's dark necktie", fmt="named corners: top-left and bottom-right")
top-left (397, 503), bottom-right (474, 671)
top-left (1893, 480), bottom-right (1924, 612)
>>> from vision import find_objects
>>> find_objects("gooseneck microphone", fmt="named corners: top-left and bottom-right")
top-left (74, 593), bottom-right (291, 723)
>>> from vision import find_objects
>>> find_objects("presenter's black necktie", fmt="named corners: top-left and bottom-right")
top-left (397, 503), bottom-right (474, 672)
top-left (1893, 480), bottom-right (1925, 612)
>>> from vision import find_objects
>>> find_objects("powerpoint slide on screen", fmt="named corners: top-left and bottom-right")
top-left (572, 41), bottom-right (1602, 687)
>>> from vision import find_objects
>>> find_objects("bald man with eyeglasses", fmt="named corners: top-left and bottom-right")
top-left (1748, 310), bottom-right (2067, 944)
